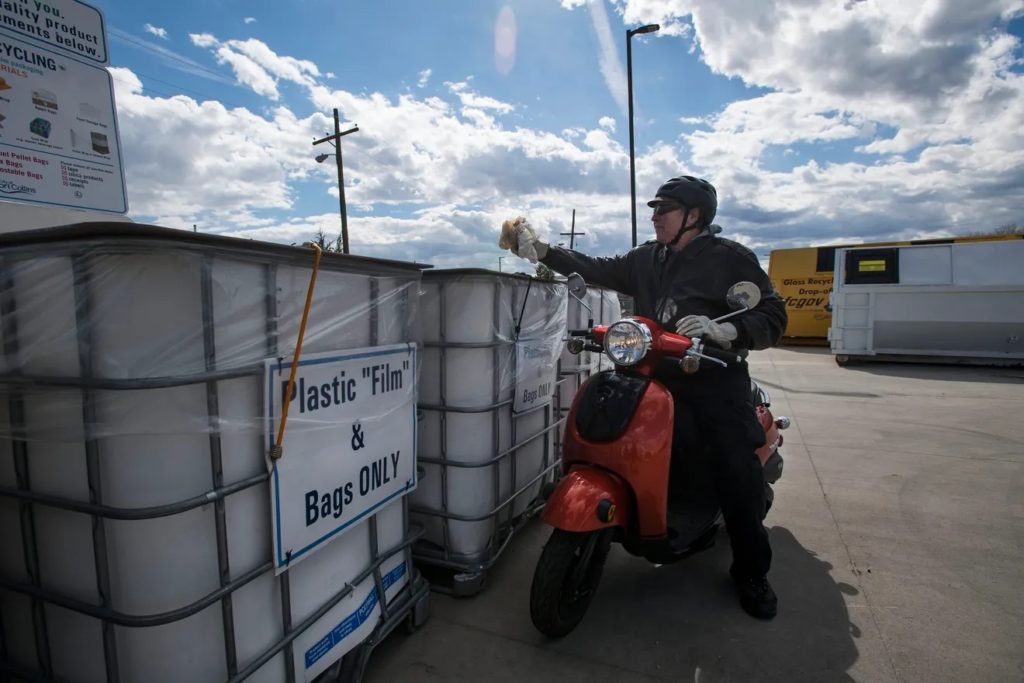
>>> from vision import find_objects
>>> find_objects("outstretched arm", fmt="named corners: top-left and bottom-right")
top-left (540, 244), bottom-right (635, 296)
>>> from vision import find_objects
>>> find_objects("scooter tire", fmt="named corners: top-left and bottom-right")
top-left (530, 528), bottom-right (612, 638)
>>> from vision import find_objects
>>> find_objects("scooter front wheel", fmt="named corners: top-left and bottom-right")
top-left (530, 528), bottom-right (612, 637)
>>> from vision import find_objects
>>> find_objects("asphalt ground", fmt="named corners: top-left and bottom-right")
top-left (365, 346), bottom-right (1024, 683)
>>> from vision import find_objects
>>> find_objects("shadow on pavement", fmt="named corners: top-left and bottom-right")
top-left (775, 344), bottom-right (1024, 384)
top-left (552, 526), bottom-right (861, 682)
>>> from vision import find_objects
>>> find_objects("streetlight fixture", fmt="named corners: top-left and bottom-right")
top-left (313, 108), bottom-right (359, 254)
top-left (627, 23), bottom-right (659, 248)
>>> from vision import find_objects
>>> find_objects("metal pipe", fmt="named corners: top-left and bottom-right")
top-left (0, 473), bottom-right (269, 520)
top-left (1, 255), bottom-right (51, 678)
top-left (438, 281), bottom-right (452, 560)
top-left (0, 364), bottom-right (264, 389)
top-left (71, 252), bottom-right (119, 683)
top-left (0, 562), bottom-right (273, 628)
top-left (417, 418), bottom-right (564, 467)
top-left (409, 459), bottom-right (561, 523)
top-left (264, 263), bottom-right (295, 683)
top-left (201, 255), bottom-right (238, 676)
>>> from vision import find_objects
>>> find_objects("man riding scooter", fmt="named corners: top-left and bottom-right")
top-left (501, 175), bottom-right (787, 619)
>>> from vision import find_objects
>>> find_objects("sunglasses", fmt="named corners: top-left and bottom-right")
top-left (652, 203), bottom-right (683, 215)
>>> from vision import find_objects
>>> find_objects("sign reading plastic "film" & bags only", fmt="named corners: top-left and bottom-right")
top-left (263, 343), bottom-right (417, 573)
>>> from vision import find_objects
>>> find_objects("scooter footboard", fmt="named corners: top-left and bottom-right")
top-left (542, 467), bottom-right (631, 532)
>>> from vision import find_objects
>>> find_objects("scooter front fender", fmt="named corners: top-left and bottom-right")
top-left (541, 466), bottom-right (631, 532)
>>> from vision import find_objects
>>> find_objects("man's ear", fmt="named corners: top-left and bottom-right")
top-left (686, 208), bottom-right (701, 227)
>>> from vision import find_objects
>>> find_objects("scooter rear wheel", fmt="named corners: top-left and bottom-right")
top-left (530, 528), bottom-right (612, 638)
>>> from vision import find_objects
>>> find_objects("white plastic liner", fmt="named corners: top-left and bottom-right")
top-left (412, 270), bottom-right (567, 565)
top-left (556, 286), bottom-right (623, 419)
top-left (0, 223), bottom-right (426, 682)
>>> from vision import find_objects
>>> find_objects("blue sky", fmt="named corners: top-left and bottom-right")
top-left (79, 0), bottom-right (1024, 269)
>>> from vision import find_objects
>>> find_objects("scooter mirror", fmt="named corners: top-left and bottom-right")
top-left (567, 272), bottom-right (588, 299)
top-left (726, 281), bottom-right (761, 311)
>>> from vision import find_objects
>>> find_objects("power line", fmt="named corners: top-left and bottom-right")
top-left (108, 29), bottom-right (234, 84)
top-left (109, 74), bottom-right (182, 101)
top-left (113, 68), bottom-right (252, 110)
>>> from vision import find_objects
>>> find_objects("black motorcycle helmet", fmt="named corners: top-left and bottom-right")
top-left (646, 175), bottom-right (718, 245)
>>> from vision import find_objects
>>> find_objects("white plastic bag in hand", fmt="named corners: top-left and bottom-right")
top-left (498, 216), bottom-right (540, 263)
top-left (515, 220), bottom-right (540, 263)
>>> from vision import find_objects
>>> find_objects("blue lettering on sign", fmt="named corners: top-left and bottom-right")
top-left (303, 563), bottom-right (408, 670)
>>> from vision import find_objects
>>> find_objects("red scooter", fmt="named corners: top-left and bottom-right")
top-left (530, 276), bottom-right (789, 637)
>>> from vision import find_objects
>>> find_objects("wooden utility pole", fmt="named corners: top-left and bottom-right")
top-left (559, 209), bottom-right (585, 250)
top-left (313, 109), bottom-right (358, 254)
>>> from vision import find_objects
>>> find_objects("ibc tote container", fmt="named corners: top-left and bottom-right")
top-left (554, 286), bottom-right (622, 454)
top-left (411, 270), bottom-right (567, 594)
top-left (0, 223), bottom-right (429, 683)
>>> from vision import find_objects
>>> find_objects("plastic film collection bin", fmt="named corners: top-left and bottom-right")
top-left (411, 270), bottom-right (567, 592)
top-left (0, 223), bottom-right (429, 683)
top-left (555, 286), bottom-right (622, 425)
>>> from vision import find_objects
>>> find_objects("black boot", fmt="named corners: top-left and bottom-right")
top-left (730, 567), bottom-right (777, 620)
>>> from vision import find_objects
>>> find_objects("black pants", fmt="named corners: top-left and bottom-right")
top-left (661, 360), bottom-right (772, 579)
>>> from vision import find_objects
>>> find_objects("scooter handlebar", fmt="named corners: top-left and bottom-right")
top-left (698, 345), bottom-right (743, 366)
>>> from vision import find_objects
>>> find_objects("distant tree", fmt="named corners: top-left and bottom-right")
top-left (309, 226), bottom-right (345, 252)
top-left (535, 262), bottom-right (556, 281)
top-left (968, 222), bottom-right (1024, 237)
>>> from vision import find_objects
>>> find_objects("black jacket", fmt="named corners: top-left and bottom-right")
top-left (541, 227), bottom-right (787, 352)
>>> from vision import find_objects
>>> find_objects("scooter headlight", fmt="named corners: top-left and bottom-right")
top-left (604, 319), bottom-right (652, 366)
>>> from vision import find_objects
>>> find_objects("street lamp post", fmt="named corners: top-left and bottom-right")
top-left (313, 108), bottom-right (359, 254)
top-left (627, 23), bottom-right (660, 248)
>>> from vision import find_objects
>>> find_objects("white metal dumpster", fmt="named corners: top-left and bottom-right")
top-left (829, 240), bottom-right (1024, 364)
top-left (0, 223), bottom-right (430, 683)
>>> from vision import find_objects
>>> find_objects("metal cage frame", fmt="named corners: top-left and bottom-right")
top-left (0, 231), bottom-right (429, 683)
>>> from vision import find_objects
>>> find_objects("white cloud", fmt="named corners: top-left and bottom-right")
top-left (112, 54), bottom-right (638, 265)
top-left (587, 0), bottom-right (629, 115)
top-left (417, 68), bottom-right (432, 88)
top-left (227, 38), bottom-right (321, 86)
top-left (244, 17), bottom-right (256, 24)
top-left (110, 67), bottom-right (319, 218)
top-left (109, 28), bottom-right (237, 85)
top-left (619, 0), bottom-right (693, 37)
top-left (119, 5), bottom-right (1024, 268)
top-left (604, 0), bottom-right (1024, 247)
top-left (190, 33), bottom-right (218, 48)
top-left (189, 33), bottom-right (321, 101)
top-left (445, 80), bottom-right (515, 114)
top-left (143, 23), bottom-right (168, 40)
top-left (213, 46), bottom-right (280, 99)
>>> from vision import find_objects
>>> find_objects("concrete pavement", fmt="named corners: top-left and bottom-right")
top-left (366, 347), bottom-right (1024, 682)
